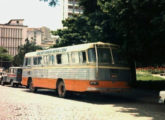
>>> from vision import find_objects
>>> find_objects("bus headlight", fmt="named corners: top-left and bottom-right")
top-left (90, 81), bottom-right (99, 85)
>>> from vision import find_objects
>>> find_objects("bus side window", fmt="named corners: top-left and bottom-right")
top-left (25, 58), bottom-right (31, 66)
top-left (28, 58), bottom-right (31, 66)
top-left (57, 54), bottom-right (62, 64)
top-left (71, 52), bottom-right (79, 64)
top-left (38, 56), bottom-right (42, 65)
top-left (88, 48), bottom-right (96, 62)
top-left (33, 57), bottom-right (38, 65)
top-left (25, 58), bottom-right (28, 66)
top-left (49, 55), bottom-right (55, 65)
top-left (43, 56), bottom-right (49, 65)
top-left (79, 51), bottom-right (86, 63)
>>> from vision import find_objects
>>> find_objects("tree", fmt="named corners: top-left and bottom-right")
top-left (0, 47), bottom-right (13, 68)
top-left (51, 15), bottom-right (89, 47)
top-left (52, 0), bottom-right (118, 47)
top-left (13, 39), bottom-right (42, 66)
top-left (44, 0), bottom-right (165, 66)
top-left (98, 0), bottom-right (165, 66)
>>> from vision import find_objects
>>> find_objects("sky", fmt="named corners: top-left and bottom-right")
top-left (0, 0), bottom-right (63, 30)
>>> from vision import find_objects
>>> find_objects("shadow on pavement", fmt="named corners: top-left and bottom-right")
top-left (23, 87), bottom-right (165, 120)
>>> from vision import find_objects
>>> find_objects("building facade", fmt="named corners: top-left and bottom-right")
top-left (62, 0), bottom-right (83, 20)
top-left (0, 19), bottom-right (27, 56)
top-left (27, 27), bottom-right (58, 49)
top-left (27, 28), bottom-right (42, 45)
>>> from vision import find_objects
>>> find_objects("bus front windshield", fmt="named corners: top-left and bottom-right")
top-left (88, 48), bottom-right (112, 64)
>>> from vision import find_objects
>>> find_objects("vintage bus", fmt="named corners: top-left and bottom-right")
top-left (21, 42), bottom-right (132, 97)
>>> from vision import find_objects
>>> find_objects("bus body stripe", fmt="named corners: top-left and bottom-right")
top-left (22, 77), bottom-right (28, 86)
top-left (23, 66), bottom-right (130, 70)
top-left (22, 77), bottom-right (129, 92)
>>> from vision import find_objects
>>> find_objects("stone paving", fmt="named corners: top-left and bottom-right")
top-left (0, 85), bottom-right (165, 120)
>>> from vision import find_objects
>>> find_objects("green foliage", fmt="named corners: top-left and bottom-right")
top-left (0, 47), bottom-right (13, 68)
top-left (52, 1), bottom-right (118, 47)
top-left (0, 47), bottom-right (8, 53)
top-left (98, 0), bottom-right (165, 65)
top-left (13, 39), bottom-right (42, 66)
top-left (52, 15), bottom-right (89, 47)
top-left (136, 73), bottom-right (165, 81)
top-left (79, 0), bottom-right (100, 14)
top-left (48, 0), bottom-right (165, 66)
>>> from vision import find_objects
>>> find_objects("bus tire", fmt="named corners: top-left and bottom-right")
top-left (29, 81), bottom-right (37, 93)
top-left (57, 81), bottom-right (66, 98)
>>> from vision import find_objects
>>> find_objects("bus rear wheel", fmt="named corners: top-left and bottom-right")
top-left (29, 81), bottom-right (37, 93)
top-left (57, 81), bottom-right (66, 98)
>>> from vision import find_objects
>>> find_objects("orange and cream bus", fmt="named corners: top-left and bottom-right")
top-left (21, 42), bottom-right (132, 97)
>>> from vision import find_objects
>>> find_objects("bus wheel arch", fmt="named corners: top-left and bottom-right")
top-left (56, 78), bottom-right (66, 98)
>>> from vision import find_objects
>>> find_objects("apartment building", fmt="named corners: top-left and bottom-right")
top-left (0, 19), bottom-right (27, 56)
top-left (27, 27), bottom-right (58, 49)
top-left (62, 0), bottom-right (83, 19)
top-left (27, 28), bottom-right (42, 45)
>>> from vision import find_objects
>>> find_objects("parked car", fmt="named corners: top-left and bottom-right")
top-left (159, 90), bottom-right (165, 104)
top-left (0, 67), bottom-right (22, 87)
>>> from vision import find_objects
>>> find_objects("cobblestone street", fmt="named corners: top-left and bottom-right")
top-left (0, 85), bottom-right (165, 120)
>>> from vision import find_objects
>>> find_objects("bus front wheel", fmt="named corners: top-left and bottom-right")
top-left (57, 81), bottom-right (66, 98)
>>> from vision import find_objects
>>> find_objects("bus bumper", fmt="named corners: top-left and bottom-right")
top-left (87, 87), bottom-right (130, 93)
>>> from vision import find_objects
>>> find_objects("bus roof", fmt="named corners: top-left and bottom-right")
top-left (25, 42), bottom-right (119, 57)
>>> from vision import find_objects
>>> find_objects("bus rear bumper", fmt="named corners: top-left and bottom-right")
top-left (87, 87), bottom-right (130, 93)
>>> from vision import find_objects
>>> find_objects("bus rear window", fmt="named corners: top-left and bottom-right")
top-left (97, 48), bottom-right (112, 64)
top-left (88, 48), bottom-right (112, 64)
top-left (112, 49), bottom-right (128, 65)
